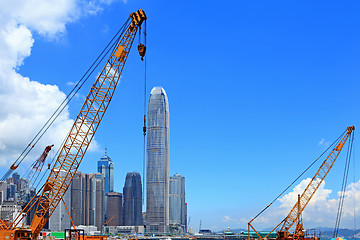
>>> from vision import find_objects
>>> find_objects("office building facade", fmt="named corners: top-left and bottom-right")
top-left (123, 172), bottom-right (142, 226)
top-left (107, 192), bottom-right (123, 226)
top-left (169, 174), bottom-right (186, 232)
top-left (70, 172), bottom-right (105, 230)
top-left (97, 152), bottom-right (114, 195)
top-left (71, 172), bottom-right (86, 226)
top-left (49, 170), bottom-right (71, 231)
top-left (95, 173), bottom-right (105, 231)
top-left (146, 87), bottom-right (170, 233)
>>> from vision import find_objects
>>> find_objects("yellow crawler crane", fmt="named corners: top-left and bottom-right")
top-left (0, 9), bottom-right (147, 240)
top-left (248, 126), bottom-right (355, 240)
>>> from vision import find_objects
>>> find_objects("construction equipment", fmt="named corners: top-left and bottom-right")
top-left (104, 216), bottom-right (115, 226)
top-left (248, 126), bottom-right (355, 240)
top-left (0, 9), bottom-right (147, 240)
top-left (32, 145), bottom-right (53, 171)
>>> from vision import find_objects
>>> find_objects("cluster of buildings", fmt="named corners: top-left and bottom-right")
top-left (0, 172), bottom-right (35, 222)
top-left (0, 86), bottom-right (186, 235)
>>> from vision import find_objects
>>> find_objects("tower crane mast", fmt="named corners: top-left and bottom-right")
top-left (0, 9), bottom-right (147, 240)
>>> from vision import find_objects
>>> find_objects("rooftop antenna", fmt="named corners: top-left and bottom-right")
top-left (105, 146), bottom-right (107, 156)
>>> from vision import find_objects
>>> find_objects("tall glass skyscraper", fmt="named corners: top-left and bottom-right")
top-left (123, 172), bottom-right (142, 226)
top-left (97, 151), bottom-right (114, 195)
top-left (146, 87), bottom-right (170, 233)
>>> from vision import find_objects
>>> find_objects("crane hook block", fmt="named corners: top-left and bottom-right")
top-left (10, 164), bottom-right (18, 170)
top-left (138, 43), bottom-right (146, 61)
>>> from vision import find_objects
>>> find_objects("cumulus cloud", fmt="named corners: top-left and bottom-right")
top-left (0, 0), bottom-right (120, 37)
top-left (0, 0), bottom-right (116, 168)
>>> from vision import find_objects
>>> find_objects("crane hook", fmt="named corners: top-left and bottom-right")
top-left (138, 43), bottom-right (146, 61)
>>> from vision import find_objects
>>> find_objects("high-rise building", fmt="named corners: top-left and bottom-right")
top-left (97, 150), bottom-right (114, 195)
top-left (95, 173), bottom-right (105, 231)
top-left (169, 174), bottom-right (186, 232)
top-left (107, 192), bottom-right (123, 226)
top-left (71, 172), bottom-right (86, 226)
top-left (146, 87), bottom-right (170, 233)
top-left (123, 172), bottom-right (142, 226)
top-left (12, 173), bottom-right (20, 187)
top-left (6, 184), bottom-right (16, 201)
top-left (98, 151), bottom-right (114, 222)
top-left (0, 181), bottom-right (7, 204)
top-left (85, 173), bottom-right (96, 226)
top-left (49, 170), bottom-right (71, 231)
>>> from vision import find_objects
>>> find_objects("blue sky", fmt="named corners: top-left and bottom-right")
top-left (1, 0), bottom-right (360, 233)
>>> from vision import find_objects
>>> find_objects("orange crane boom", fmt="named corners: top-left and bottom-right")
top-left (0, 9), bottom-right (146, 240)
top-left (278, 126), bottom-right (354, 238)
top-left (248, 126), bottom-right (355, 240)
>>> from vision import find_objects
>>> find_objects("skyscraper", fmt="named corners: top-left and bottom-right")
top-left (97, 150), bottom-right (114, 195)
top-left (0, 181), bottom-right (7, 204)
top-left (71, 172), bottom-right (86, 226)
top-left (123, 172), bottom-right (142, 226)
top-left (49, 170), bottom-right (71, 231)
top-left (169, 174), bottom-right (186, 232)
top-left (12, 173), bottom-right (20, 187)
top-left (107, 192), bottom-right (123, 226)
top-left (95, 173), bottom-right (105, 231)
top-left (84, 173), bottom-right (96, 226)
top-left (146, 87), bottom-right (170, 233)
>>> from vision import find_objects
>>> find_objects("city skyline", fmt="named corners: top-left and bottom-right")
top-left (1, 0), bottom-right (360, 233)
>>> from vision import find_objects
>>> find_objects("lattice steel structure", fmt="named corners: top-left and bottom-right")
top-left (279, 126), bottom-right (355, 234)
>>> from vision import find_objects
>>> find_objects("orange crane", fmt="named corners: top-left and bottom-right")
top-left (248, 126), bottom-right (355, 240)
top-left (0, 9), bottom-right (147, 240)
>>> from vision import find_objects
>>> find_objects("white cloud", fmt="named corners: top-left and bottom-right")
top-left (318, 138), bottom-right (331, 148)
top-left (0, 0), bottom-right (117, 168)
top-left (0, 0), bottom-right (120, 38)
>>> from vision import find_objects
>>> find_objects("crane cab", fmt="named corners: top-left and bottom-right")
top-left (0, 229), bottom-right (32, 240)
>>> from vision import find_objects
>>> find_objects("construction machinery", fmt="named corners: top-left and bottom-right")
top-left (0, 9), bottom-right (147, 240)
top-left (248, 126), bottom-right (355, 240)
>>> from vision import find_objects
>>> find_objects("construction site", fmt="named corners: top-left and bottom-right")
top-left (0, 3), bottom-right (359, 240)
